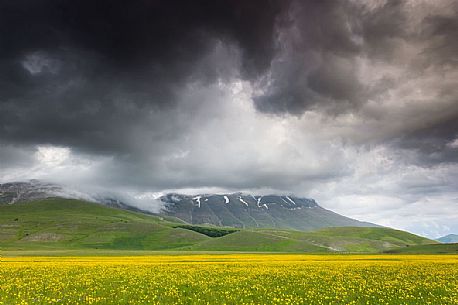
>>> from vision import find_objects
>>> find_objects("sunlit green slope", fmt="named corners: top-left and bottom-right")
top-left (0, 198), bottom-right (437, 253)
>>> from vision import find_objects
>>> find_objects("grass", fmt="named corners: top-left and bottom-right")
top-left (0, 198), bottom-right (209, 251)
top-left (1, 254), bottom-right (457, 304)
top-left (186, 227), bottom-right (437, 253)
top-left (0, 198), bottom-right (438, 253)
top-left (185, 230), bottom-right (330, 252)
top-left (385, 243), bottom-right (458, 254)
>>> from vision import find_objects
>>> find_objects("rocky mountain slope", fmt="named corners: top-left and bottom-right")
top-left (159, 193), bottom-right (378, 231)
top-left (0, 180), bottom-right (92, 204)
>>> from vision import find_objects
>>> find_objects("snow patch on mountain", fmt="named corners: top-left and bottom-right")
top-left (238, 196), bottom-right (249, 206)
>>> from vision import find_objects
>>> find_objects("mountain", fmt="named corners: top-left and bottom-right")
top-left (0, 180), bottom-right (93, 204)
top-left (0, 180), bottom-right (155, 215)
top-left (1, 181), bottom-right (378, 231)
top-left (437, 234), bottom-right (458, 243)
top-left (159, 193), bottom-right (378, 231)
top-left (0, 198), bottom-right (436, 253)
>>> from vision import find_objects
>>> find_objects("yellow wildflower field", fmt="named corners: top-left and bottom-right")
top-left (0, 254), bottom-right (457, 304)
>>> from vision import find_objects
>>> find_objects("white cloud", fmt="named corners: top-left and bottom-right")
top-left (35, 146), bottom-right (70, 166)
top-left (447, 138), bottom-right (458, 149)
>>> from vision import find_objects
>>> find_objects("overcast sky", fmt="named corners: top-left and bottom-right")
top-left (1, 0), bottom-right (457, 238)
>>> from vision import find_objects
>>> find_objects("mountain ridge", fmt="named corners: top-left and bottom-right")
top-left (1, 181), bottom-right (378, 232)
top-left (437, 234), bottom-right (458, 243)
top-left (159, 193), bottom-right (378, 231)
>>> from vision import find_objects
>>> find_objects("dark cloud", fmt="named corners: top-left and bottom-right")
top-left (421, 8), bottom-right (458, 67)
top-left (251, 0), bottom-right (458, 171)
top-left (0, 0), bottom-right (285, 73)
top-left (0, 0), bottom-right (288, 152)
top-left (2, 0), bottom-right (456, 151)
top-left (253, 0), bottom-right (407, 115)
top-left (253, 0), bottom-right (456, 116)
top-left (394, 116), bottom-right (458, 166)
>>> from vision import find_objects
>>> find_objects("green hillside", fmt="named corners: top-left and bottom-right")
top-left (0, 198), bottom-right (437, 253)
top-left (0, 198), bottom-right (209, 251)
top-left (187, 227), bottom-right (436, 253)
top-left (291, 227), bottom-right (436, 252)
top-left (384, 243), bottom-right (458, 254)
top-left (184, 230), bottom-right (329, 252)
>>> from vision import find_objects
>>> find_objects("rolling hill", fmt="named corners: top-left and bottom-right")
top-left (384, 243), bottom-right (458, 254)
top-left (184, 227), bottom-right (436, 253)
top-left (0, 198), bottom-right (436, 253)
top-left (0, 198), bottom-right (207, 251)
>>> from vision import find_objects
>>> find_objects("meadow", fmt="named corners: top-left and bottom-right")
top-left (1, 254), bottom-right (457, 304)
top-left (0, 199), bottom-right (437, 253)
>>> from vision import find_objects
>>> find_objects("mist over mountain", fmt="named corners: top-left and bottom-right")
top-left (0, 180), bottom-right (164, 213)
top-left (0, 180), bottom-right (377, 232)
top-left (0, 180), bottom-right (95, 204)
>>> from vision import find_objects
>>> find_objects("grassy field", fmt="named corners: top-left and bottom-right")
top-left (0, 198), bottom-right (437, 253)
top-left (385, 243), bottom-right (458, 254)
top-left (0, 199), bottom-right (210, 251)
top-left (0, 254), bottom-right (457, 304)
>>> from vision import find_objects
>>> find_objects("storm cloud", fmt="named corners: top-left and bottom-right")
top-left (0, 0), bottom-right (457, 238)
